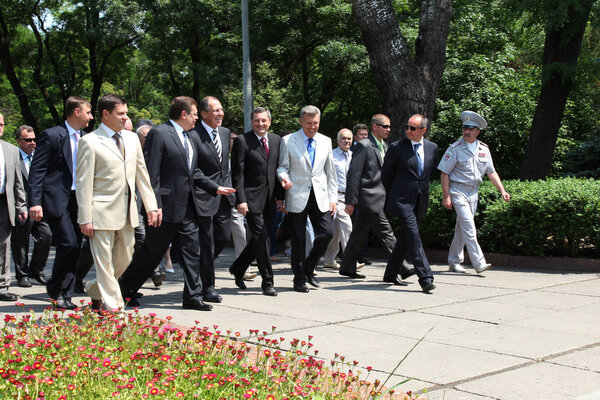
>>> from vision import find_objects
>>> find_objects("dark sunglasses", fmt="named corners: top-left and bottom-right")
top-left (375, 123), bottom-right (391, 129)
top-left (405, 125), bottom-right (422, 131)
top-left (19, 138), bottom-right (36, 143)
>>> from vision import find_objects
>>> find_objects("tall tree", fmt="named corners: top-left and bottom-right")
top-left (520, 0), bottom-right (595, 179)
top-left (352, 0), bottom-right (453, 141)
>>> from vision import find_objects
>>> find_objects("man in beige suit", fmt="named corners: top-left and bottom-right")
top-left (76, 94), bottom-right (158, 312)
top-left (0, 112), bottom-right (28, 301)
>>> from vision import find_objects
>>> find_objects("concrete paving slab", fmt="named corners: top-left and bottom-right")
top-left (484, 289), bottom-right (600, 311)
top-left (421, 299), bottom-right (545, 325)
top-left (542, 277), bottom-right (600, 297)
top-left (508, 305), bottom-right (600, 334)
top-left (456, 361), bottom-right (600, 400)
top-left (550, 346), bottom-right (600, 373)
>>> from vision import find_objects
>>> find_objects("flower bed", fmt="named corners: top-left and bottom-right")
top-left (1, 304), bottom-right (427, 399)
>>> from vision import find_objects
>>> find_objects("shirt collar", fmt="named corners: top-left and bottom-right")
top-left (202, 121), bottom-right (218, 135)
top-left (410, 138), bottom-right (424, 146)
top-left (254, 131), bottom-right (268, 143)
top-left (370, 132), bottom-right (384, 145)
top-left (169, 119), bottom-right (185, 135)
top-left (301, 129), bottom-right (315, 142)
top-left (65, 121), bottom-right (78, 135)
top-left (100, 122), bottom-right (117, 137)
top-left (19, 148), bottom-right (32, 159)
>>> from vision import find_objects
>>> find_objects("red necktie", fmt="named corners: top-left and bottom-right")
top-left (260, 137), bottom-right (269, 159)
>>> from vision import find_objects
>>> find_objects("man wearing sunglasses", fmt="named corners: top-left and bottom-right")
top-left (11, 126), bottom-right (51, 288)
top-left (438, 111), bottom-right (510, 274)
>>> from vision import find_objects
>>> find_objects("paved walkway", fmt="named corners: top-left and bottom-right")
top-left (4, 247), bottom-right (600, 400)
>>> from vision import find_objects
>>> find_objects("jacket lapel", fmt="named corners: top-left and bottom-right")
top-left (167, 122), bottom-right (191, 173)
top-left (293, 131), bottom-right (312, 168)
top-left (368, 135), bottom-right (383, 167)
top-left (96, 125), bottom-right (124, 160)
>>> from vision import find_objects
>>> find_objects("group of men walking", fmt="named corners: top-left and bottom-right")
top-left (0, 95), bottom-right (510, 312)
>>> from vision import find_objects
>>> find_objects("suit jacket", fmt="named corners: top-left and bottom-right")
top-left (191, 124), bottom-right (232, 216)
top-left (382, 137), bottom-right (439, 219)
top-left (144, 122), bottom-right (219, 223)
top-left (231, 131), bottom-right (282, 213)
top-left (0, 141), bottom-right (27, 228)
top-left (28, 122), bottom-right (77, 218)
top-left (75, 125), bottom-right (157, 230)
top-left (277, 130), bottom-right (337, 213)
top-left (345, 134), bottom-right (388, 213)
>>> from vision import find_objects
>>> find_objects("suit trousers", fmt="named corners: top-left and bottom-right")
top-left (213, 196), bottom-right (232, 259)
top-left (288, 190), bottom-right (333, 285)
top-left (384, 208), bottom-right (434, 287)
top-left (0, 195), bottom-right (11, 292)
top-left (11, 218), bottom-right (52, 279)
top-left (448, 186), bottom-right (487, 267)
top-left (46, 191), bottom-right (81, 300)
top-left (229, 205), bottom-right (275, 288)
top-left (121, 201), bottom-right (203, 303)
top-left (86, 226), bottom-right (135, 311)
top-left (323, 196), bottom-right (352, 264)
top-left (340, 209), bottom-right (396, 274)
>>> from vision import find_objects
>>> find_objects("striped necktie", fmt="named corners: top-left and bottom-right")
top-left (212, 129), bottom-right (222, 162)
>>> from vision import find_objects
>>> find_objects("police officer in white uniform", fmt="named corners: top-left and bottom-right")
top-left (437, 111), bottom-right (511, 273)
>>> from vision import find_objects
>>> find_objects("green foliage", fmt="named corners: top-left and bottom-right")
top-left (417, 178), bottom-right (600, 257)
top-left (560, 131), bottom-right (600, 177)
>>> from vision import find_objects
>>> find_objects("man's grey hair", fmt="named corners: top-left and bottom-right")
top-left (412, 114), bottom-right (429, 128)
top-left (299, 105), bottom-right (321, 119)
top-left (251, 107), bottom-right (272, 121)
top-left (15, 125), bottom-right (34, 139)
top-left (370, 113), bottom-right (389, 126)
top-left (337, 128), bottom-right (352, 141)
top-left (136, 125), bottom-right (152, 137)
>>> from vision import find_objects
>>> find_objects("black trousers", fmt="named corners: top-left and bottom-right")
top-left (45, 191), bottom-right (81, 300)
top-left (11, 218), bottom-right (52, 279)
top-left (229, 204), bottom-right (275, 288)
top-left (121, 201), bottom-right (203, 303)
top-left (288, 190), bottom-right (333, 285)
top-left (213, 196), bottom-right (232, 258)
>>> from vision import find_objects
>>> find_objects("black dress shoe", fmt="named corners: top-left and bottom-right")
top-left (383, 276), bottom-right (408, 286)
top-left (357, 257), bottom-right (372, 265)
top-left (0, 292), bottom-right (18, 302)
top-left (152, 271), bottom-right (166, 287)
top-left (204, 290), bottom-right (222, 303)
top-left (234, 276), bottom-right (247, 289)
top-left (262, 285), bottom-right (277, 296)
top-left (182, 299), bottom-right (213, 311)
top-left (293, 283), bottom-right (309, 293)
top-left (421, 282), bottom-right (436, 293)
top-left (53, 296), bottom-right (77, 310)
top-left (18, 277), bottom-right (32, 288)
top-left (74, 281), bottom-right (86, 294)
top-left (30, 274), bottom-right (47, 285)
top-left (400, 268), bottom-right (416, 280)
top-left (133, 292), bottom-right (144, 298)
top-left (339, 271), bottom-right (366, 279)
top-left (306, 276), bottom-right (320, 288)
top-left (91, 299), bottom-right (103, 312)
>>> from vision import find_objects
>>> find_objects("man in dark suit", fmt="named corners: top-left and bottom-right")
top-left (339, 114), bottom-right (399, 279)
top-left (11, 125), bottom-right (51, 288)
top-left (229, 107), bottom-right (281, 296)
top-left (28, 96), bottom-right (94, 309)
top-left (382, 114), bottom-right (439, 293)
top-left (191, 96), bottom-right (233, 303)
top-left (120, 96), bottom-right (234, 311)
top-left (0, 113), bottom-right (28, 302)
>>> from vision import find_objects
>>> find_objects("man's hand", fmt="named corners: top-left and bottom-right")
top-left (80, 222), bottom-right (94, 238)
top-left (501, 191), bottom-right (511, 202)
top-left (147, 210), bottom-right (160, 227)
top-left (30, 205), bottom-right (43, 221)
top-left (329, 202), bottom-right (337, 217)
top-left (18, 212), bottom-right (28, 223)
top-left (442, 195), bottom-right (453, 210)
top-left (277, 200), bottom-right (287, 214)
top-left (345, 204), bottom-right (355, 216)
top-left (236, 202), bottom-right (249, 216)
top-left (217, 186), bottom-right (236, 195)
top-left (281, 177), bottom-right (292, 190)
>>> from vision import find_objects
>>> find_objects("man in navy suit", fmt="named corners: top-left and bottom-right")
top-left (229, 107), bottom-right (281, 296)
top-left (29, 96), bottom-right (94, 309)
top-left (382, 114), bottom-right (439, 293)
top-left (191, 96), bottom-right (234, 303)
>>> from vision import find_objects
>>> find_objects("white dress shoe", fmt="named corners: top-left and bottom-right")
top-left (474, 263), bottom-right (492, 273)
top-left (449, 263), bottom-right (466, 273)
top-left (323, 262), bottom-right (340, 269)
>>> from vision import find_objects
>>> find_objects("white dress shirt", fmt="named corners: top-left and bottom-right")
top-left (332, 146), bottom-right (351, 193)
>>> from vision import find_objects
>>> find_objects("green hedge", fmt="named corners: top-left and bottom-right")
top-left (394, 178), bottom-right (600, 258)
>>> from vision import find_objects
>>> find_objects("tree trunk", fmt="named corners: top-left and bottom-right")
top-left (352, 0), bottom-right (452, 142)
top-left (520, 0), bottom-right (594, 180)
top-left (0, 9), bottom-right (38, 132)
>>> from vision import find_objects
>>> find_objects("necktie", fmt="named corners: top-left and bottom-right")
top-left (307, 138), bottom-right (315, 167)
top-left (182, 131), bottom-right (191, 170)
top-left (414, 143), bottom-right (423, 176)
top-left (260, 137), bottom-right (269, 159)
top-left (343, 151), bottom-right (349, 173)
top-left (212, 129), bottom-right (222, 162)
top-left (114, 133), bottom-right (125, 158)
top-left (72, 131), bottom-right (80, 187)
top-left (377, 139), bottom-right (385, 161)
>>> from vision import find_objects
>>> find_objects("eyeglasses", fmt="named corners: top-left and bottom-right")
top-left (19, 138), bottom-right (36, 143)
top-left (405, 125), bottom-right (422, 131)
top-left (375, 123), bottom-right (391, 129)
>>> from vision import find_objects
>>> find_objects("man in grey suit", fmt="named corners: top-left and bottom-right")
top-left (339, 114), bottom-right (402, 279)
top-left (277, 105), bottom-right (338, 293)
top-left (0, 112), bottom-right (28, 301)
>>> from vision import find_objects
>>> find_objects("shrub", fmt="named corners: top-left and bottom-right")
top-left (415, 178), bottom-right (600, 257)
